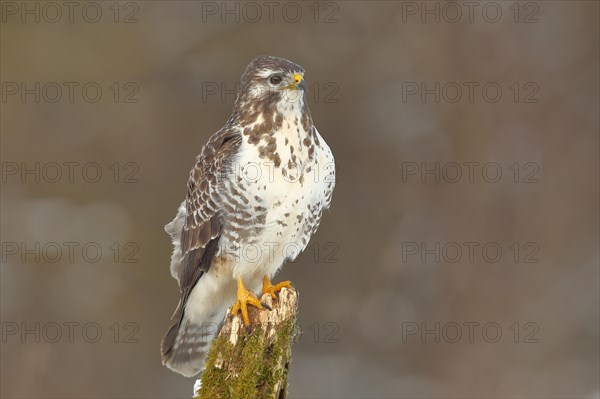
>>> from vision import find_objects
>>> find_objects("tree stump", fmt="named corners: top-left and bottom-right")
top-left (195, 287), bottom-right (299, 399)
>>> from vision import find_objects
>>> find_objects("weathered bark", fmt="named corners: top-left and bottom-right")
top-left (195, 287), bottom-right (299, 399)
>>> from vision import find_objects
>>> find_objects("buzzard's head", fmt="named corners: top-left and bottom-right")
top-left (235, 55), bottom-right (307, 110)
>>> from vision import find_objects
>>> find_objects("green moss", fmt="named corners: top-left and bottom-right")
top-left (197, 317), bottom-right (298, 399)
top-left (196, 334), bottom-right (234, 399)
top-left (256, 318), bottom-right (297, 398)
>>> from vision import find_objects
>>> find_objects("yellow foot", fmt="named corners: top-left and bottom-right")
top-left (262, 276), bottom-right (293, 301)
top-left (231, 277), bottom-right (264, 326)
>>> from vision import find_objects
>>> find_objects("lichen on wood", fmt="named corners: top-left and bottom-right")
top-left (196, 287), bottom-right (299, 399)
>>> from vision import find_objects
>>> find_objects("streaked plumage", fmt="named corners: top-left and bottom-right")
top-left (161, 56), bottom-right (335, 377)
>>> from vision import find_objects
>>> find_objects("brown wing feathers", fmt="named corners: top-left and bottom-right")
top-left (164, 129), bottom-right (241, 321)
top-left (178, 129), bottom-right (240, 290)
top-left (161, 128), bottom-right (241, 360)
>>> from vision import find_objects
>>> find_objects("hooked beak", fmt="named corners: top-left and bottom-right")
top-left (280, 73), bottom-right (305, 91)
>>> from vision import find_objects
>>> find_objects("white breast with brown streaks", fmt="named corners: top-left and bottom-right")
top-left (217, 96), bottom-right (335, 285)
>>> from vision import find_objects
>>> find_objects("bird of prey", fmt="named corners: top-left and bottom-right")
top-left (161, 56), bottom-right (335, 377)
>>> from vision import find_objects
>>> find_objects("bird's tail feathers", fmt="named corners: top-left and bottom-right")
top-left (160, 306), bottom-right (227, 377)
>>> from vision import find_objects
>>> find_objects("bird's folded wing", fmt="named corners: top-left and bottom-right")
top-left (174, 127), bottom-right (242, 319)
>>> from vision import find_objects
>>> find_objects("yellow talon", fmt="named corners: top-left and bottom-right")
top-left (231, 277), bottom-right (263, 326)
top-left (262, 276), bottom-right (293, 301)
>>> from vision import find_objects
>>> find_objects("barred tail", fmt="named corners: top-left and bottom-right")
top-left (161, 305), bottom-right (228, 377)
top-left (162, 201), bottom-right (230, 377)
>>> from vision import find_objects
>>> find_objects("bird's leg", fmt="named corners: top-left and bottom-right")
top-left (231, 277), bottom-right (263, 326)
top-left (262, 275), bottom-right (293, 301)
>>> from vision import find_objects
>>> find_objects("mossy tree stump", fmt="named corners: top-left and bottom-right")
top-left (196, 287), bottom-right (299, 399)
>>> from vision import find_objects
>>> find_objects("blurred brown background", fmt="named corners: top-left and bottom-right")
top-left (1, 1), bottom-right (598, 398)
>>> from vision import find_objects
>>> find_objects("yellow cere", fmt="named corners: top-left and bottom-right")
top-left (280, 73), bottom-right (304, 90)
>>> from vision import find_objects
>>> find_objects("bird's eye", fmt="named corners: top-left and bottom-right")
top-left (269, 75), bottom-right (282, 85)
